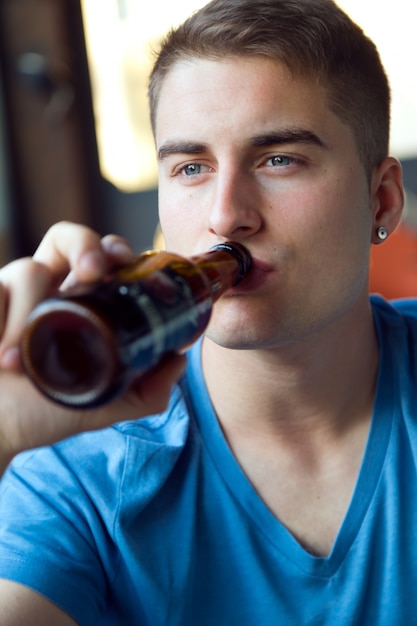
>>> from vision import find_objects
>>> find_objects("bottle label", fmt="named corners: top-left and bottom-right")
top-left (113, 265), bottom-right (213, 371)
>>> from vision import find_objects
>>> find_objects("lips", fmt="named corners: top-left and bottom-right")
top-left (228, 256), bottom-right (276, 293)
top-left (251, 257), bottom-right (276, 273)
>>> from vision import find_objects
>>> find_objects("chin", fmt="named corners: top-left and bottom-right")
top-left (204, 318), bottom-right (270, 351)
top-left (206, 295), bottom-right (284, 347)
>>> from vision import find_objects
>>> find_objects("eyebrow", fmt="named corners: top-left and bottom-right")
top-left (158, 142), bottom-right (207, 161)
top-left (157, 128), bottom-right (326, 161)
top-left (252, 129), bottom-right (326, 149)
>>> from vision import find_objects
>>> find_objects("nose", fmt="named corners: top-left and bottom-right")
top-left (208, 167), bottom-right (262, 239)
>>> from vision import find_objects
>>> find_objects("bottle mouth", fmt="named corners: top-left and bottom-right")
top-left (20, 300), bottom-right (120, 408)
top-left (209, 241), bottom-right (252, 285)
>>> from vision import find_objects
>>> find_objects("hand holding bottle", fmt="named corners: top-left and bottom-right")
top-left (20, 239), bottom-right (251, 409)
top-left (0, 222), bottom-right (187, 475)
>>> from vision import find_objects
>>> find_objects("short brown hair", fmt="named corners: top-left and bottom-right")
top-left (148, 0), bottom-right (390, 178)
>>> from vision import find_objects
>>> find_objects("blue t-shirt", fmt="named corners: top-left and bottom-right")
top-left (0, 295), bottom-right (416, 625)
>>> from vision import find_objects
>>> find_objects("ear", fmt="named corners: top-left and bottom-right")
top-left (370, 156), bottom-right (404, 244)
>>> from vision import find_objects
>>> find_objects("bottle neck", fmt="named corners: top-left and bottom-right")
top-left (192, 242), bottom-right (252, 301)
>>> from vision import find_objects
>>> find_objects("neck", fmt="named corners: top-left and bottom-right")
top-left (202, 302), bottom-right (379, 446)
top-left (202, 300), bottom-right (379, 557)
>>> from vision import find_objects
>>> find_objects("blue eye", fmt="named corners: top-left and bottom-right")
top-left (183, 163), bottom-right (202, 176)
top-left (268, 155), bottom-right (293, 167)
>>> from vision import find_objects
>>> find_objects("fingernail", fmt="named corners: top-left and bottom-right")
top-left (79, 250), bottom-right (106, 277)
top-left (107, 241), bottom-right (134, 261)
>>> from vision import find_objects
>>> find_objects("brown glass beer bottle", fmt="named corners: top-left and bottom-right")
top-left (20, 241), bottom-right (251, 409)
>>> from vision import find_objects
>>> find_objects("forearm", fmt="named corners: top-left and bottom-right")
top-left (0, 579), bottom-right (78, 625)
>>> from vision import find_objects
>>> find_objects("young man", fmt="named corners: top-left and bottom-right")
top-left (0, 0), bottom-right (411, 623)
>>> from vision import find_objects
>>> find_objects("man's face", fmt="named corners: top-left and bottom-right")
top-left (155, 56), bottom-right (375, 350)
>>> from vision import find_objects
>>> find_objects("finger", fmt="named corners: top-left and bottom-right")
top-left (59, 233), bottom-right (135, 291)
top-left (0, 259), bottom-right (52, 370)
top-left (33, 221), bottom-right (108, 286)
top-left (100, 234), bottom-right (135, 266)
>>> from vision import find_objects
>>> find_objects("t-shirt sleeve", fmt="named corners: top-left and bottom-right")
top-left (0, 444), bottom-right (120, 625)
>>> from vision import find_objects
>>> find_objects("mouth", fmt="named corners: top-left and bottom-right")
top-left (227, 256), bottom-right (276, 294)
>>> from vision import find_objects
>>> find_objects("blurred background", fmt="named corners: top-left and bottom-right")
top-left (0, 0), bottom-right (415, 297)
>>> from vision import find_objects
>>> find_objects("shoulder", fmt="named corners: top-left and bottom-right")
top-left (371, 295), bottom-right (417, 400)
top-left (1, 382), bottom-right (192, 505)
top-left (371, 294), bottom-right (417, 371)
top-left (371, 294), bottom-right (417, 333)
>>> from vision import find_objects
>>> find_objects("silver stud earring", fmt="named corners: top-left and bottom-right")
top-left (377, 226), bottom-right (388, 241)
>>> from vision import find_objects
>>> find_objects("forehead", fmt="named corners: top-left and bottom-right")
top-left (154, 56), bottom-right (339, 144)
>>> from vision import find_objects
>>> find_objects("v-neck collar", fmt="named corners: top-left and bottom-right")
top-left (184, 300), bottom-right (396, 578)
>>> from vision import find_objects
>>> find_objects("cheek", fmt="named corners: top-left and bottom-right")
top-left (158, 204), bottom-right (197, 252)
top-left (297, 172), bottom-right (371, 239)
top-left (158, 185), bottom-right (181, 247)
top-left (288, 178), bottom-right (373, 282)
top-left (158, 177), bottom-right (210, 251)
